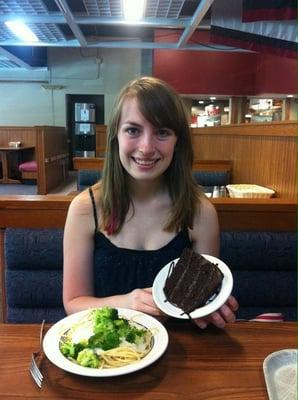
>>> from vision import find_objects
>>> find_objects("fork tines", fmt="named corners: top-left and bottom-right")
top-left (29, 320), bottom-right (45, 388)
top-left (30, 354), bottom-right (43, 388)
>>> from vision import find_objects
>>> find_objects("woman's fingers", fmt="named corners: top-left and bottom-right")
top-left (227, 295), bottom-right (239, 312)
top-left (128, 288), bottom-right (164, 316)
top-left (193, 318), bottom-right (209, 329)
top-left (194, 295), bottom-right (239, 329)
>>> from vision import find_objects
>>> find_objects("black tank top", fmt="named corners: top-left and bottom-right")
top-left (88, 187), bottom-right (192, 296)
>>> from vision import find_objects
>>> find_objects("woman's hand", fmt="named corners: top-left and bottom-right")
top-left (193, 295), bottom-right (239, 329)
top-left (123, 287), bottom-right (165, 317)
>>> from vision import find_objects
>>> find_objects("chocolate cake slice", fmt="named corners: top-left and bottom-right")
top-left (163, 248), bottom-right (223, 315)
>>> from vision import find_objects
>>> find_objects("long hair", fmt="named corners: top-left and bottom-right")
top-left (100, 76), bottom-right (201, 234)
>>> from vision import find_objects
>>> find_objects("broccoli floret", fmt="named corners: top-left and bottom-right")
top-left (60, 341), bottom-right (76, 358)
top-left (101, 330), bottom-right (121, 350)
top-left (89, 307), bottom-right (122, 350)
top-left (89, 329), bottom-right (120, 351)
top-left (93, 307), bottom-right (119, 324)
top-left (114, 318), bottom-right (130, 337)
top-left (125, 326), bottom-right (146, 344)
top-left (77, 349), bottom-right (99, 368)
top-left (93, 319), bottom-right (114, 335)
top-left (60, 340), bottom-right (87, 359)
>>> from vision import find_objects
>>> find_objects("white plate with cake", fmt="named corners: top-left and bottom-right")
top-left (152, 249), bottom-right (233, 319)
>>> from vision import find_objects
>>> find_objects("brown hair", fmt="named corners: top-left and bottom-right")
top-left (100, 76), bottom-right (201, 234)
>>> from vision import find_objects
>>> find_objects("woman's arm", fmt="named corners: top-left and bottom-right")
top-left (190, 195), bottom-right (220, 257)
top-left (63, 190), bottom-right (163, 316)
top-left (63, 190), bottom-right (97, 314)
top-left (190, 196), bottom-right (238, 329)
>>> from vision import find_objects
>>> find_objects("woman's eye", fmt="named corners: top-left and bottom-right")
top-left (126, 127), bottom-right (139, 136)
top-left (156, 129), bottom-right (172, 138)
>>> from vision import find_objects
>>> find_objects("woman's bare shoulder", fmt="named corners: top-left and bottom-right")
top-left (190, 195), bottom-right (218, 237)
top-left (194, 194), bottom-right (217, 220)
top-left (190, 195), bottom-right (220, 255)
top-left (69, 183), bottom-right (101, 216)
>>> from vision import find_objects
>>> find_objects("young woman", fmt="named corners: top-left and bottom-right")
top-left (63, 76), bottom-right (238, 329)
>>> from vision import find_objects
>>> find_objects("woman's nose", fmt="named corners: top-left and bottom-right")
top-left (138, 132), bottom-right (155, 154)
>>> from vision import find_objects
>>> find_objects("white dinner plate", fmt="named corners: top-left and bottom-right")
top-left (152, 254), bottom-right (233, 319)
top-left (43, 308), bottom-right (169, 377)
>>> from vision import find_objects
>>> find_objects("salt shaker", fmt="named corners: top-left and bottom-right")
top-left (212, 186), bottom-right (219, 198)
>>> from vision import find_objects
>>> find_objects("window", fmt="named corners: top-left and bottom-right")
top-left (189, 98), bottom-right (230, 127)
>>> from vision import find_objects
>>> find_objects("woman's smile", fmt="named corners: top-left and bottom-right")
top-left (132, 156), bottom-right (160, 168)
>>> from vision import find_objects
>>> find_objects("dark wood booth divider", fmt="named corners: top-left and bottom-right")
top-left (36, 126), bottom-right (69, 194)
top-left (0, 196), bottom-right (295, 231)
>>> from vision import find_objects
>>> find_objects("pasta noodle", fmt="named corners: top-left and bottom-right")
top-left (97, 339), bottom-right (152, 369)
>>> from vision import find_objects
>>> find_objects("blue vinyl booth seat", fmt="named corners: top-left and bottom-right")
top-left (4, 228), bottom-right (297, 323)
top-left (220, 232), bottom-right (297, 320)
top-left (77, 170), bottom-right (102, 191)
top-left (77, 169), bottom-right (230, 192)
top-left (192, 170), bottom-right (230, 192)
top-left (4, 229), bottom-right (65, 323)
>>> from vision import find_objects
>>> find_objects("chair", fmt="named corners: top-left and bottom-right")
top-left (18, 160), bottom-right (37, 181)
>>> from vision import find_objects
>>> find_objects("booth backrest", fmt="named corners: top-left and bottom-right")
top-left (4, 228), bottom-right (65, 323)
top-left (77, 170), bottom-right (102, 191)
top-left (220, 231), bottom-right (297, 320)
top-left (4, 228), bottom-right (297, 323)
top-left (193, 171), bottom-right (230, 186)
top-left (77, 169), bottom-right (230, 192)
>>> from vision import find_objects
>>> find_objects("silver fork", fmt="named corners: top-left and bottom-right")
top-left (29, 320), bottom-right (45, 388)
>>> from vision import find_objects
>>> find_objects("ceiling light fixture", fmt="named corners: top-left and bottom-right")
top-left (5, 20), bottom-right (38, 42)
top-left (123, 0), bottom-right (146, 21)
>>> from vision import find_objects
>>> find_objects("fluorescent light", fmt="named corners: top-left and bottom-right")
top-left (210, 96), bottom-right (216, 100)
top-left (287, 95), bottom-right (294, 98)
top-left (5, 20), bottom-right (38, 42)
top-left (123, 0), bottom-right (146, 20)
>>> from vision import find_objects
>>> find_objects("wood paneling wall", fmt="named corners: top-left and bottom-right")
top-left (0, 126), bottom-right (37, 148)
top-left (192, 121), bottom-right (297, 198)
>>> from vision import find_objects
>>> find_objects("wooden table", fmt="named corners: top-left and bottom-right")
top-left (0, 146), bottom-right (35, 184)
top-left (0, 321), bottom-right (296, 399)
top-left (73, 157), bottom-right (105, 171)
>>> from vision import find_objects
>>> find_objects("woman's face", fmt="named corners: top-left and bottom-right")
top-left (117, 97), bottom-right (177, 182)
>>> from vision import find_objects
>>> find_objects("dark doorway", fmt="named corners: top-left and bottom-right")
top-left (66, 94), bottom-right (104, 169)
